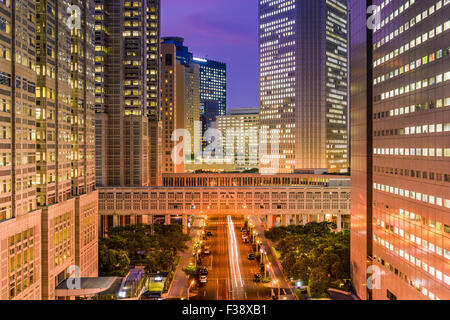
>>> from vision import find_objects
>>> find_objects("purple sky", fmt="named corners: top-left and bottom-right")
top-left (161, 0), bottom-right (259, 108)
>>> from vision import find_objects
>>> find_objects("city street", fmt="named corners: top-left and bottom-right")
top-left (190, 215), bottom-right (293, 300)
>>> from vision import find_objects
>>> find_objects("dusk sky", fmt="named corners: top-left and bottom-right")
top-left (161, 0), bottom-right (259, 109)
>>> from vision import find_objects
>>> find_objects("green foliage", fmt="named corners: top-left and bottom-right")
top-left (99, 224), bottom-right (190, 277)
top-left (182, 264), bottom-right (199, 276)
top-left (267, 222), bottom-right (350, 298)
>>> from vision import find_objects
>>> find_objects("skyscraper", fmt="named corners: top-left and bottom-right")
top-left (258, 0), bottom-right (349, 173)
top-left (94, 0), bottom-right (150, 187)
top-left (146, 0), bottom-right (162, 186)
top-left (161, 37), bottom-right (201, 170)
top-left (160, 41), bottom-right (186, 174)
top-left (193, 57), bottom-right (227, 117)
top-left (350, 0), bottom-right (450, 300)
top-left (0, 0), bottom-right (98, 300)
top-left (0, 0), bottom-right (42, 300)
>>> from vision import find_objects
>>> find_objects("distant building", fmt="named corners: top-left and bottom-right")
top-left (216, 108), bottom-right (259, 171)
top-left (161, 37), bottom-right (201, 167)
top-left (193, 57), bottom-right (227, 116)
top-left (200, 99), bottom-right (220, 148)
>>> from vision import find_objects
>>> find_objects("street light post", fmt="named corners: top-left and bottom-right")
top-left (188, 280), bottom-right (195, 300)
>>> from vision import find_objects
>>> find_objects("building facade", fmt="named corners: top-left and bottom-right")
top-left (193, 57), bottom-right (227, 117)
top-left (351, 0), bottom-right (450, 300)
top-left (259, 0), bottom-right (349, 173)
top-left (216, 108), bottom-right (259, 171)
top-left (146, 0), bottom-right (162, 186)
top-left (95, 0), bottom-right (150, 187)
top-left (98, 173), bottom-right (351, 236)
top-left (161, 41), bottom-right (185, 174)
top-left (0, 0), bottom-right (98, 300)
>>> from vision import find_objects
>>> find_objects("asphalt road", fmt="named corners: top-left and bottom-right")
top-left (191, 216), bottom-right (272, 300)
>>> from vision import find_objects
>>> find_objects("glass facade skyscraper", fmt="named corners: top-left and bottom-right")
top-left (194, 57), bottom-right (227, 117)
top-left (258, 0), bottom-right (349, 173)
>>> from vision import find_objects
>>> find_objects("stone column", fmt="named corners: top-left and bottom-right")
top-left (281, 214), bottom-right (287, 226)
top-left (165, 214), bottom-right (171, 225)
top-left (113, 215), bottom-right (119, 228)
top-left (182, 215), bottom-right (188, 234)
top-left (303, 215), bottom-right (308, 225)
top-left (130, 215), bottom-right (136, 226)
top-left (267, 214), bottom-right (273, 229)
top-left (337, 214), bottom-right (342, 232)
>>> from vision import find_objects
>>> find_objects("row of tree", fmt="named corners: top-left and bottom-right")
top-left (99, 224), bottom-right (190, 277)
top-left (265, 222), bottom-right (350, 299)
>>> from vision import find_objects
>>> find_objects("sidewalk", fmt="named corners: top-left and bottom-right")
top-left (249, 215), bottom-right (297, 300)
top-left (165, 216), bottom-right (204, 299)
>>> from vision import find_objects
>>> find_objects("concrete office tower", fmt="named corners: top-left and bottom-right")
top-left (161, 37), bottom-right (201, 171)
top-left (146, 0), bottom-right (162, 186)
top-left (94, 0), bottom-right (150, 187)
top-left (259, 0), bottom-right (349, 173)
top-left (161, 42), bottom-right (185, 174)
top-left (184, 63), bottom-right (201, 162)
top-left (193, 57), bottom-right (227, 117)
top-left (36, 0), bottom-right (98, 300)
top-left (350, 0), bottom-right (450, 300)
top-left (216, 108), bottom-right (259, 171)
top-left (0, 0), bottom-right (98, 300)
top-left (0, 0), bottom-right (42, 300)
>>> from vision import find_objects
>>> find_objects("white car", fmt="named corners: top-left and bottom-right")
top-left (199, 275), bottom-right (208, 284)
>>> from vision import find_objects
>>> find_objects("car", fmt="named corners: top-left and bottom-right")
top-left (248, 253), bottom-right (256, 260)
top-left (140, 291), bottom-right (162, 300)
top-left (203, 247), bottom-right (211, 255)
top-left (206, 231), bottom-right (213, 237)
top-left (240, 227), bottom-right (246, 232)
top-left (199, 275), bottom-right (208, 284)
top-left (200, 268), bottom-right (208, 276)
top-left (253, 273), bottom-right (261, 282)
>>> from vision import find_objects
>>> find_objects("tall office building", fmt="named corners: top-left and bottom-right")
top-left (146, 0), bottom-right (162, 186)
top-left (259, 0), bottom-right (349, 173)
top-left (160, 41), bottom-right (185, 174)
top-left (0, 0), bottom-right (42, 300)
top-left (95, 0), bottom-right (150, 187)
top-left (351, 0), bottom-right (450, 300)
top-left (161, 37), bottom-right (201, 170)
top-left (193, 57), bottom-right (227, 117)
top-left (0, 0), bottom-right (98, 300)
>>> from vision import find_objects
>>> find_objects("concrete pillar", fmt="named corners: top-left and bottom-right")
top-left (165, 214), bottom-right (171, 225)
top-left (319, 214), bottom-right (325, 223)
top-left (113, 215), bottom-right (119, 228)
top-left (182, 215), bottom-right (188, 234)
top-left (148, 215), bottom-right (153, 225)
top-left (130, 215), bottom-right (136, 225)
top-left (303, 215), bottom-right (308, 225)
top-left (281, 214), bottom-right (287, 226)
top-left (267, 214), bottom-right (273, 229)
top-left (337, 214), bottom-right (342, 232)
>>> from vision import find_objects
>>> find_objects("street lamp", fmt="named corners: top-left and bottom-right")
top-left (188, 280), bottom-right (195, 300)
top-left (273, 280), bottom-right (280, 299)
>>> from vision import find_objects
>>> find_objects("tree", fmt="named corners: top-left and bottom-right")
top-left (308, 267), bottom-right (329, 299)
